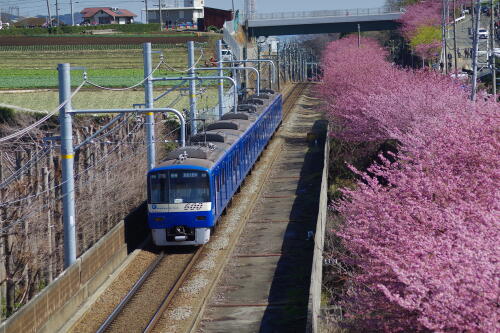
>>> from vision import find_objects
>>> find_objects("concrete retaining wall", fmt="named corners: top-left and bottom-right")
top-left (0, 220), bottom-right (128, 333)
top-left (306, 128), bottom-right (330, 333)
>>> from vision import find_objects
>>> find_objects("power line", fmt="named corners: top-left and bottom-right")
top-left (0, 118), bottom-right (144, 209)
top-left (84, 59), bottom-right (163, 91)
top-left (0, 80), bottom-right (85, 143)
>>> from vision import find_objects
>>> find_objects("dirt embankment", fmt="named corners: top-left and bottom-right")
top-left (0, 35), bottom-right (210, 46)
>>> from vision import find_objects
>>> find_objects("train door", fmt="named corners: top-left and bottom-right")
top-left (215, 171), bottom-right (221, 217)
top-left (222, 161), bottom-right (227, 204)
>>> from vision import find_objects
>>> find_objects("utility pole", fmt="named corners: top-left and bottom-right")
top-left (158, 0), bottom-right (163, 31)
top-left (490, 0), bottom-right (497, 97)
top-left (357, 24), bottom-right (361, 48)
top-left (442, 0), bottom-right (449, 74)
top-left (145, 0), bottom-right (149, 24)
top-left (471, 0), bottom-right (481, 100)
top-left (453, 0), bottom-right (458, 74)
top-left (55, 0), bottom-right (59, 27)
top-left (70, 0), bottom-right (74, 26)
top-left (45, 0), bottom-right (52, 27)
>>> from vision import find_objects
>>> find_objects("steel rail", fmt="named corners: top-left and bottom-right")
top-left (143, 247), bottom-right (203, 333)
top-left (96, 252), bottom-right (165, 333)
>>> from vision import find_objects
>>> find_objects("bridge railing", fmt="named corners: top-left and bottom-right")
top-left (246, 6), bottom-right (404, 21)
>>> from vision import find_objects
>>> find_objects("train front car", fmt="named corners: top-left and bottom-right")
top-left (147, 89), bottom-right (282, 247)
top-left (147, 164), bottom-right (214, 246)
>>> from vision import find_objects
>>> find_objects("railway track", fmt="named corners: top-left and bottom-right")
top-left (70, 83), bottom-right (308, 333)
top-left (196, 82), bottom-right (326, 332)
top-left (95, 248), bottom-right (202, 333)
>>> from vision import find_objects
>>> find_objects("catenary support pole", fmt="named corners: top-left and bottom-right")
top-left (471, 0), bottom-right (481, 100)
top-left (188, 41), bottom-right (198, 135)
top-left (196, 66), bottom-right (261, 95)
top-left (257, 44), bottom-right (261, 75)
top-left (58, 63), bottom-right (76, 268)
top-left (268, 43), bottom-right (272, 89)
top-left (145, 0), bottom-right (148, 24)
top-left (152, 75), bottom-right (238, 112)
top-left (221, 59), bottom-right (276, 83)
top-left (143, 43), bottom-right (156, 170)
top-left (276, 42), bottom-right (281, 90)
top-left (216, 40), bottom-right (224, 118)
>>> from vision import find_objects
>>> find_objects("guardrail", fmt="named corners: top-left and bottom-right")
top-left (246, 7), bottom-right (404, 21)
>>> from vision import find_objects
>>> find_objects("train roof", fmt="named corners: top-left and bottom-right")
top-left (152, 92), bottom-right (280, 172)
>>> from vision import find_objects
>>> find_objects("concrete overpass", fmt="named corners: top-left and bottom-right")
top-left (245, 7), bottom-right (404, 37)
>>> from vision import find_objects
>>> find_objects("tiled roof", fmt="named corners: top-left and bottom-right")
top-left (81, 7), bottom-right (137, 18)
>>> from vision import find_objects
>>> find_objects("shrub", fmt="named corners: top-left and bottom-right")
top-left (0, 106), bottom-right (16, 124)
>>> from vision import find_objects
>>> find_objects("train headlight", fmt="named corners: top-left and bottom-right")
top-left (154, 217), bottom-right (165, 222)
top-left (196, 216), bottom-right (207, 221)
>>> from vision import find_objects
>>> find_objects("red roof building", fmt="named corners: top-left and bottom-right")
top-left (81, 7), bottom-right (137, 25)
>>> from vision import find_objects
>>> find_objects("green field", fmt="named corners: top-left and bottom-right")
top-left (0, 88), bottom-right (220, 113)
top-left (0, 41), bottom-right (235, 115)
top-left (0, 44), bottom-right (217, 89)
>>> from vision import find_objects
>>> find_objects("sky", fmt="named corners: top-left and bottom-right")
top-left (0, 0), bottom-right (387, 21)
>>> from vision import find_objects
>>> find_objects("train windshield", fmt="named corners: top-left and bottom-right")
top-left (149, 170), bottom-right (210, 204)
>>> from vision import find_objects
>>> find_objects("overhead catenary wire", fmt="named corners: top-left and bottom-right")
top-left (0, 146), bottom-right (52, 189)
top-left (1, 74), bottom-right (190, 206)
top-left (0, 118), bottom-right (169, 233)
top-left (162, 47), bottom-right (204, 73)
top-left (84, 59), bottom-right (163, 91)
top-left (0, 80), bottom-right (86, 143)
top-left (0, 118), bottom-right (144, 208)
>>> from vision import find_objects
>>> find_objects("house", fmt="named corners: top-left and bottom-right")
top-left (80, 7), bottom-right (137, 25)
top-left (198, 7), bottom-right (233, 31)
top-left (145, 0), bottom-right (232, 31)
top-left (145, 0), bottom-right (205, 26)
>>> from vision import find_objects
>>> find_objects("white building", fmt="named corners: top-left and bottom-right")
top-left (146, 0), bottom-right (205, 26)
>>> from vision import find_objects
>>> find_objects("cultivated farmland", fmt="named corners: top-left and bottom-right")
top-left (0, 36), bottom-right (225, 113)
top-left (0, 42), bottom-right (217, 89)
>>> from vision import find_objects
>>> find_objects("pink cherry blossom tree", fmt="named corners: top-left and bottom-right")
top-left (320, 35), bottom-right (499, 332)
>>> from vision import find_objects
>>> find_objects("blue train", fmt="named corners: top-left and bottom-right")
top-left (147, 92), bottom-right (283, 246)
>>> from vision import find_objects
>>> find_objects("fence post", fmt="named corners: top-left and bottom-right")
top-left (143, 43), bottom-right (156, 170)
top-left (58, 63), bottom-right (77, 268)
top-left (188, 41), bottom-right (198, 135)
